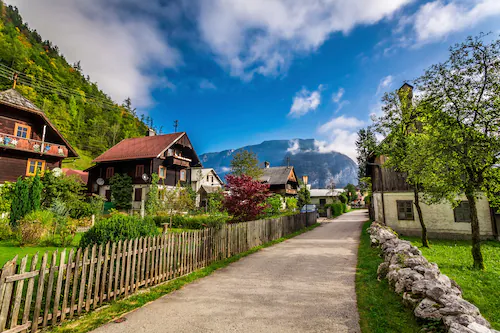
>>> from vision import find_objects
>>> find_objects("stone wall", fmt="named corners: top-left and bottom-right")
top-left (368, 222), bottom-right (498, 333)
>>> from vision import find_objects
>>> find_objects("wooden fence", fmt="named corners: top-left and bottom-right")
top-left (0, 213), bottom-right (316, 333)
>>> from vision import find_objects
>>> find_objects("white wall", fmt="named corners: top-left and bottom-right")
top-left (373, 192), bottom-right (494, 239)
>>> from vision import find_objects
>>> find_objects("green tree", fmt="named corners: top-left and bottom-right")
top-left (160, 183), bottom-right (196, 227)
top-left (207, 189), bottom-right (225, 214)
top-left (109, 174), bottom-right (133, 210)
top-left (344, 183), bottom-right (358, 202)
top-left (30, 173), bottom-right (42, 211)
top-left (297, 184), bottom-right (311, 208)
top-left (355, 126), bottom-right (377, 191)
top-left (414, 35), bottom-right (500, 268)
top-left (230, 150), bottom-right (263, 179)
top-left (265, 194), bottom-right (283, 216)
top-left (285, 197), bottom-right (298, 211)
top-left (10, 177), bottom-right (31, 227)
top-left (145, 173), bottom-right (160, 215)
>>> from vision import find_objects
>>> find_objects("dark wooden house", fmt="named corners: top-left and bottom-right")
top-left (259, 162), bottom-right (299, 197)
top-left (0, 89), bottom-right (78, 183)
top-left (86, 132), bottom-right (202, 209)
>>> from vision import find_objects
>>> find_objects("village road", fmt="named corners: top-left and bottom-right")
top-left (91, 210), bottom-right (367, 333)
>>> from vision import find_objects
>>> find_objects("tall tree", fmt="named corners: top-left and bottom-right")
top-left (343, 183), bottom-right (358, 202)
top-left (230, 150), bottom-right (263, 179)
top-left (355, 127), bottom-right (377, 191)
top-left (414, 35), bottom-right (500, 268)
top-left (297, 183), bottom-right (311, 208)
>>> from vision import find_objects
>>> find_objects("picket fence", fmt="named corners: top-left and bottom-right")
top-left (0, 213), bottom-right (316, 333)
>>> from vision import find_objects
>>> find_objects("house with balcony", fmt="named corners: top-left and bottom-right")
top-left (86, 131), bottom-right (202, 210)
top-left (190, 168), bottom-right (224, 208)
top-left (0, 89), bottom-right (78, 183)
top-left (259, 162), bottom-right (299, 197)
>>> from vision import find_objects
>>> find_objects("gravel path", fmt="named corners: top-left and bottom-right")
top-left (91, 210), bottom-right (367, 333)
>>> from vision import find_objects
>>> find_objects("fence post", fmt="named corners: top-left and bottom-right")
top-left (0, 256), bottom-right (18, 331)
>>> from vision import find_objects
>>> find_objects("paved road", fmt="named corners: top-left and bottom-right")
top-left (92, 210), bottom-right (367, 333)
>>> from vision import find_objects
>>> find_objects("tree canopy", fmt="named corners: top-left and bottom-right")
top-left (230, 150), bottom-right (263, 179)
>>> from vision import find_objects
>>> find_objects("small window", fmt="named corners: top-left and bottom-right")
top-left (26, 159), bottom-right (45, 176)
top-left (454, 201), bottom-right (471, 223)
top-left (134, 188), bottom-right (143, 202)
top-left (105, 190), bottom-right (112, 202)
top-left (206, 175), bottom-right (210, 182)
top-left (397, 200), bottom-right (414, 220)
top-left (158, 166), bottom-right (166, 179)
top-left (135, 165), bottom-right (144, 178)
top-left (211, 176), bottom-right (214, 183)
top-left (180, 169), bottom-right (186, 181)
top-left (14, 123), bottom-right (31, 139)
top-left (319, 199), bottom-right (326, 207)
top-left (106, 167), bottom-right (114, 179)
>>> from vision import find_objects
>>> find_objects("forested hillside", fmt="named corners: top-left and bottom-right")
top-left (0, 2), bottom-right (148, 169)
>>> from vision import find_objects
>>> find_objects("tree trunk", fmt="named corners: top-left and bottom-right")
top-left (465, 190), bottom-right (484, 270)
top-left (413, 188), bottom-right (429, 247)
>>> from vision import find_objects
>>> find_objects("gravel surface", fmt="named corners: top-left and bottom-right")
top-left (91, 210), bottom-right (367, 333)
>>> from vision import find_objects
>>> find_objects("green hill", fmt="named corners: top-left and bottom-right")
top-left (0, 1), bottom-right (149, 170)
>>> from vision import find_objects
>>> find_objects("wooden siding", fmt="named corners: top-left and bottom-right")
top-left (0, 151), bottom-right (61, 183)
top-left (369, 155), bottom-right (411, 192)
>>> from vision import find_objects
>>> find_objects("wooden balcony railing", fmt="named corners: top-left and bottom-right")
top-left (0, 132), bottom-right (68, 158)
top-left (166, 155), bottom-right (191, 167)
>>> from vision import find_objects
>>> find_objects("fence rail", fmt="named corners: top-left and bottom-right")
top-left (0, 213), bottom-right (316, 333)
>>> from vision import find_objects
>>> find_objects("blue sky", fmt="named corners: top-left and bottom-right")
top-left (7, 0), bottom-right (500, 160)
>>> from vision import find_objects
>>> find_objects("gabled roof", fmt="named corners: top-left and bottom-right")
top-left (0, 89), bottom-right (78, 157)
top-left (201, 168), bottom-right (224, 184)
top-left (259, 166), bottom-right (297, 185)
top-left (62, 168), bottom-right (88, 184)
top-left (309, 189), bottom-right (344, 197)
top-left (92, 132), bottom-right (191, 163)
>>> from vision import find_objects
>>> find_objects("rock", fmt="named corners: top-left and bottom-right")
top-left (414, 298), bottom-right (443, 320)
top-left (404, 256), bottom-right (429, 268)
top-left (437, 274), bottom-right (452, 288)
top-left (439, 295), bottom-right (481, 317)
top-left (426, 284), bottom-right (448, 302)
top-left (467, 322), bottom-right (491, 333)
top-left (472, 316), bottom-right (491, 329)
top-left (449, 322), bottom-right (476, 333)
top-left (402, 292), bottom-right (421, 308)
top-left (377, 262), bottom-right (389, 279)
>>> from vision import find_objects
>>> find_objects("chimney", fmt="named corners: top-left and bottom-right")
top-left (146, 128), bottom-right (156, 137)
top-left (264, 161), bottom-right (270, 168)
top-left (302, 175), bottom-right (308, 185)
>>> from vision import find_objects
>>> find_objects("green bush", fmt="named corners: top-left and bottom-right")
top-left (264, 194), bottom-right (283, 216)
top-left (80, 214), bottom-right (159, 248)
top-left (326, 203), bottom-right (344, 217)
top-left (0, 216), bottom-right (12, 240)
top-left (153, 214), bottom-right (229, 230)
top-left (17, 210), bottom-right (55, 245)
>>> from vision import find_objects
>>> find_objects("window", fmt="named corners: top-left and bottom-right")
top-left (14, 123), bottom-right (31, 139)
top-left (105, 190), bottom-right (112, 202)
top-left (105, 167), bottom-right (114, 179)
top-left (180, 169), bottom-right (186, 181)
top-left (319, 199), bottom-right (326, 207)
top-left (26, 159), bottom-right (45, 176)
top-left (134, 188), bottom-right (143, 202)
top-left (135, 165), bottom-right (144, 178)
top-left (207, 175), bottom-right (210, 182)
top-left (397, 200), bottom-right (414, 220)
top-left (158, 166), bottom-right (166, 179)
top-left (454, 201), bottom-right (471, 223)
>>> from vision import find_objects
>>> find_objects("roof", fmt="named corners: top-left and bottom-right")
top-left (62, 168), bottom-right (88, 184)
top-left (0, 89), bottom-right (78, 157)
top-left (309, 189), bottom-right (345, 197)
top-left (200, 185), bottom-right (222, 194)
top-left (201, 168), bottom-right (224, 184)
top-left (92, 132), bottom-right (186, 163)
top-left (259, 166), bottom-right (296, 185)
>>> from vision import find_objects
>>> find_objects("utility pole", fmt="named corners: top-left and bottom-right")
top-left (173, 120), bottom-right (178, 133)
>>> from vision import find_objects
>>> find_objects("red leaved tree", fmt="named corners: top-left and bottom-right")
top-left (223, 174), bottom-right (271, 222)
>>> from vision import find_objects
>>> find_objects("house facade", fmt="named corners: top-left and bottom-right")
top-left (309, 188), bottom-right (345, 208)
top-left (190, 168), bottom-right (224, 208)
top-left (259, 162), bottom-right (299, 197)
top-left (0, 89), bottom-right (78, 183)
top-left (367, 154), bottom-right (499, 240)
top-left (86, 132), bottom-right (201, 211)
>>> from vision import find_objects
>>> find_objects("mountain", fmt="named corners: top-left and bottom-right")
top-left (0, 2), bottom-right (148, 169)
top-left (200, 139), bottom-right (358, 188)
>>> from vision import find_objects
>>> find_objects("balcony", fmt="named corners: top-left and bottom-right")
top-left (0, 132), bottom-right (68, 158)
top-left (166, 155), bottom-right (191, 167)
top-left (285, 188), bottom-right (298, 195)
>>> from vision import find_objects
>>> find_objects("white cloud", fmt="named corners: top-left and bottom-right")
top-left (199, 79), bottom-right (217, 90)
top-left (314, 131), bottom-right (358, 161)
top-left (288, 85), bottom-right (322, 118)
top-left (220, 166), bottom-right (231, 173)
top-left (318, 115), bottom-right (365, 133)
top-left (7, 0), bottom-right (181, 107)
top-left (376, 75), bottom-right (394, 95)
top-left (331, 87), bottom-right (345, 103)
top-left (197, 0), bottom-right (413, 80)
top-left (287, 139), bottom-right (301, 154)
top-left (413, 0), bottom-right (500, 42)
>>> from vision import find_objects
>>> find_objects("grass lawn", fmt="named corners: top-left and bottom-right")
top-left (404, 237), bottom-right (500, 330)
top-left (356, 221), bottom-right (421, 333)
top-left (0, 233), bottom-right (82, 267)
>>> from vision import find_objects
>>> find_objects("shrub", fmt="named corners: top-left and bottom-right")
top-left (223, 174), bottom-right (270, 222)
top-left (17, 210), bottom-right (55, 245)
top-left (79, 214), bottom-right (159, 248)
top-left (339, 193), bottom-right (348, 204)
top-left (326, 203), bottom-right (343, 217)
top-left (285, 197), bottom-right (298, 211)
top-left (153, 214), bottom-right (229, 230)
top-left (109, 174), bottom-right (133, 210)
top-left (0, 216), bottom-right (12, 240)
top-left (264, 194), bottom-right (283, 217)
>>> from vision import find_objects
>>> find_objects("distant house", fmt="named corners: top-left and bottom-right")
top-left (86, 131), bottom-right (201, 211)
top-left (310, 188), bottom-right (345, 208)
top-left (0, 89), bottom-right (78, 183)
top-left (190, 168), bottom-right (224, 208)
top-left (259, 162), bottom-right (299, 196)
top-left (62, 168), bottom-right (88, 184)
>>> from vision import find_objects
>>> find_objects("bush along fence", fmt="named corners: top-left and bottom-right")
top-left (0, 213), bottom-right (316, 333)
top-left (368, 222), bottom-right (496, 333)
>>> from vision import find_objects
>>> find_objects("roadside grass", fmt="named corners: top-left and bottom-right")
top-left (404, 237), bottom-right (500, 330)
top-left (0, 233), bottom-right (83, 267)
top-left (48, 223), bottom-right (321, 333)
top-left (356, 221), bottom-right (421, 333)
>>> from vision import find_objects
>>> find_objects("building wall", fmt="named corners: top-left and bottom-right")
top-left (0, 151), bottom-right (61, 183)
top-left (373, 192), bottom-right (495, 239)
top-left (310, 196), bottom-right (337, 206)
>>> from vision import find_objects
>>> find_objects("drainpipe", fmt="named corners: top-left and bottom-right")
top-left (490, 206), bottom-right (499, 240)
top-left (40, 125), bottom-right (46, 155)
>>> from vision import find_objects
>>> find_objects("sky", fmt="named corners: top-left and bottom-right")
top-left (6, 0), bottom-right (500, 160)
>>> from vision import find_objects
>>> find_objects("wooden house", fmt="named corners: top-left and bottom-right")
top-left (0, 89), bottom-right (78, 183)
top-left (259, 162), bottom-right (299, 197)
top-left (86, 131), bottom-right (201, 210)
